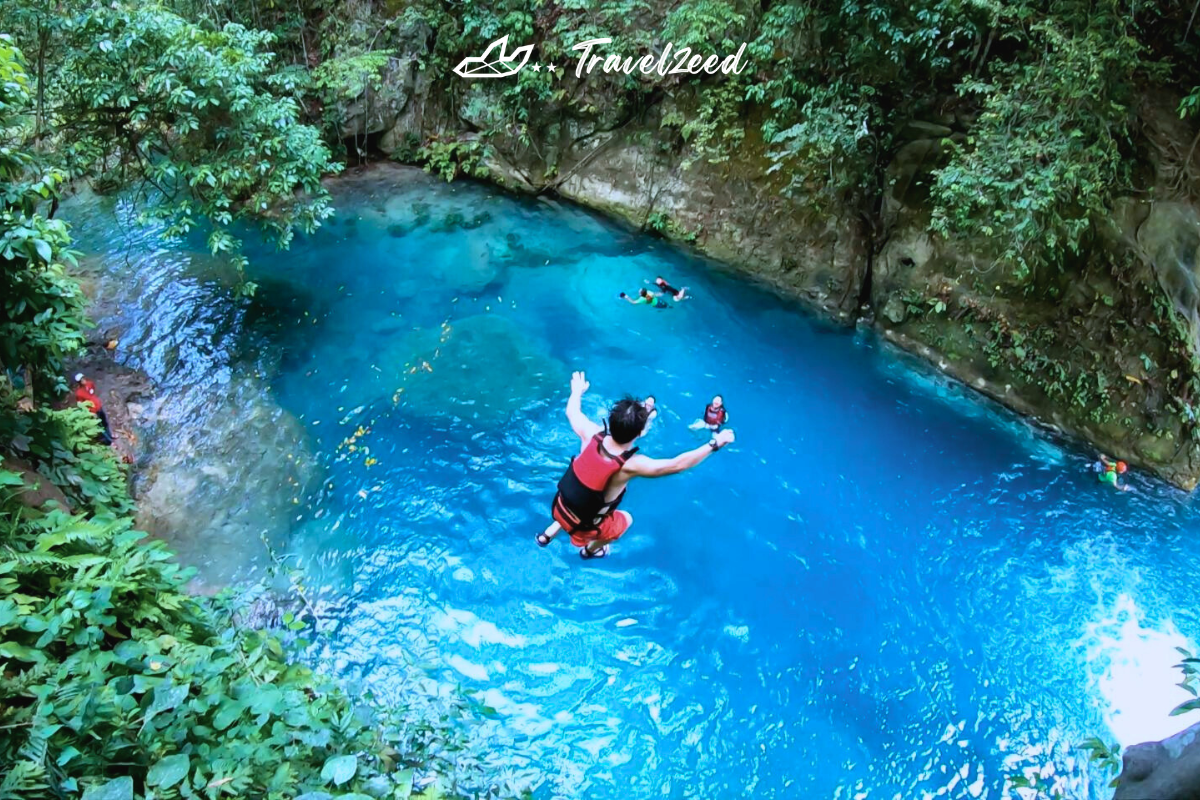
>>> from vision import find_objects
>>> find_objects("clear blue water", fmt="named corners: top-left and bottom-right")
top-left (70, 166), bottom-right (1200, 799)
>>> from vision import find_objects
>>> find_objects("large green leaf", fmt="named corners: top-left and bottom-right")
top-left (212, 700), bottom-right (245, 731)
top-left (393, 769), bottom-right (414, 799)
top-left (1171, 698), bottom-right (1200, 716)
top-left (32, 237), bottom-right (52, 263)
top-left (148, 681), bottom-right (190, 715)
top-left (81, 777), bottom-right (133, 800)
top-left (147, 753), bottom-right (190, 788)
top-left (321, 755), bottom-right (358, 786)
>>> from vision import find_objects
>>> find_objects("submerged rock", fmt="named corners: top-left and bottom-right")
top-left (385, 312), bottom-right (566, 426)
top-left (131, 373), bottom-right (320, 591)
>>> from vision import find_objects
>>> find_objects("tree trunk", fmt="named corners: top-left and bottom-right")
top-left (35, 23), bottom-right (47, 144)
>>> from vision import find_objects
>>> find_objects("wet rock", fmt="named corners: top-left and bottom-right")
top-left (339, 57), bottom-right (419, 141)
top-left (900, 120), bottom-right (954, 140)
top-left (1114, 722), bottom-right (1200, 800)
top-left (1136, 201), bottom-right (1200, 340)
top-left (881, 295), bottom-right (907, 325)
top-left (230, 590), bottom-right (304, 630)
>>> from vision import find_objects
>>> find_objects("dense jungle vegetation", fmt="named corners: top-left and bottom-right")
top-left (3, 0), bottom-right (1200, 797)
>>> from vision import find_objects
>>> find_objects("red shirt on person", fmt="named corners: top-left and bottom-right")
top-left (74, 379), bottom-right (102, 414)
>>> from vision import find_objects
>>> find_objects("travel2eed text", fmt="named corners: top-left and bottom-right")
top-left (453, 36), bottom-right (748, 79)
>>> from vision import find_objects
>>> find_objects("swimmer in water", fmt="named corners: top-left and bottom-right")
top-left (643, 395), bottom-right (658, 433)
top-left (689, 394), bottom-right (728, 432)
top-left (620, 288), bottom-right (670, 308)
top-left (1091, 455), bottom-right (1130, 491)
top-left (654, 276), bottom-right (689, 301)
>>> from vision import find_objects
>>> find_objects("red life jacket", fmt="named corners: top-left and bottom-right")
top-left (552, 431), bottom-right (638, 532)
top-left (74, 381), bottom-right (102, 414)
top-left (704, 403), bottom-right (726, 426)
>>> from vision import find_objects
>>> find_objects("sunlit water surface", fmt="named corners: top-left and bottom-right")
top-left (68, 166), bottom-right (1200, 799)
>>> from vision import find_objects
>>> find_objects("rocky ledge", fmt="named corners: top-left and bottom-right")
top-left (1114, 722), bottom-right (1200, 800)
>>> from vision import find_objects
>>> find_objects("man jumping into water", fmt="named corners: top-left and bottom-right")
top-left (537, 371), bottom-right (735, 559)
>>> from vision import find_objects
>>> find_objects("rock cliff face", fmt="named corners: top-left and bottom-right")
top-left (334, 41), bottom-right (1200, 488)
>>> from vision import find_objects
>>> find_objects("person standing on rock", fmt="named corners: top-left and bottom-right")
top-left (72, 373), bottom-right (113, 446)
top-left (537, 371), bottom-right (735, 559)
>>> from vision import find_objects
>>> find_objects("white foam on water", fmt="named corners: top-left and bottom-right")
top-left (432, 607), bottom-right (528, 647)
top-left (1081, 592), bottom-right (1200, 747)
top-left (447, 654), bottom-right (489, 681)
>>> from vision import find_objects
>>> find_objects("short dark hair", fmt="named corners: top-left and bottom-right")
top-left (608, 396), bottom-right (650, 444)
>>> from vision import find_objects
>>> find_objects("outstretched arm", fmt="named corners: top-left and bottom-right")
top-left (566, 371), bottom-right (603, 442)
top-left (624, 429), bottom-right (735, 478)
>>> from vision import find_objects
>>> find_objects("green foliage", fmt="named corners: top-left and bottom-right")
top-left (644, 211), bottom-right (698, 243)
top-left (0, 484), bottom-right (416, 799)
top-left (766, 83), bottom-right (879, 203)
top-left (1080, 736), bottom-right (1122, 787)
top-left (0, 2), bottom-right (340, 275)
top-left (1182, 86), bottom-right (1200, 119)
top-left (1170, 646), bottom-right (1200, 716)
top-left (930, 15), bottom-right (1139, 285)
top-left (416, 139), bottom-right (490, 183)
top-left (0, 37), bottom-right (86, 394)
top-left (311, 51), bottom-right (394, 101)
top-left (1, 406), bottom-right (133, 515)
top-left (1007, 769), bottom-right (1065, 799)
top-left (660, 0), bottom-right (749, 50)
top-left (1006, 738), bottom-right (1119, 797)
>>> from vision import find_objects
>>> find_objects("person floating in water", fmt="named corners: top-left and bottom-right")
top-left (537, 372), bottom-right (735, 559)
top-left (73, 372), bottom-right (113, 445)
top-left (641, 395), bottom-right (658, 434)
top-left (654, 276), bottom-right (689, 301)
top-left (1091, 455), bottom-right (1130, 491)
top-left (689, 394), bottom-right (728, 432)
top-left (620, 288), bottom-right (669, 308)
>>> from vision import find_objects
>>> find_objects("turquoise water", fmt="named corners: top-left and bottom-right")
top-left (71, 166), bottom-right (1200, 798)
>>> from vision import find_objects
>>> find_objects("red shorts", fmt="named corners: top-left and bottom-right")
top-left (554, 509), bottom-right (632, 548)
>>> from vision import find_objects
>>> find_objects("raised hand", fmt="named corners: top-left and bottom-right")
top-left (570, 371), bottom-right (590, 396)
